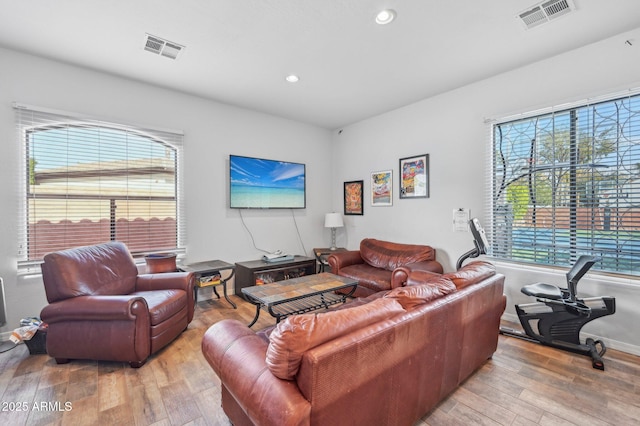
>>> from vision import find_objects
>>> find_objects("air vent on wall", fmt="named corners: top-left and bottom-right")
top-left (144, 34), bottom-right (184, 59)
top-left (518, 0), bottom-right (575, 29)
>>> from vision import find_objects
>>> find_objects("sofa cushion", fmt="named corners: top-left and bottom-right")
top-left (405, 270), bottom-right (441, 287)
top-left (384, 276), bottom-right (457, 309)
top-left (131, 289), bottom-right (187, 326)
top-left (266, 298), bottom-right (405, 380)
top-left (338, 264), bottom-right (392, 293)
top-left (443, 261), bottom-right (496, 289)
top-left (359, 238), bottom-right (435, 271)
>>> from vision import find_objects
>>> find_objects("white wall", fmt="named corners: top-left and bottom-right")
top-left (0, 47), bottom-right (333, 336)
top-left (3, 25), bottom-right (640, 355)
top-left (331, 27), bottom-right (640, 354)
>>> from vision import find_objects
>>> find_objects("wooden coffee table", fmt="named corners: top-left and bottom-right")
top-left (242, 272), bottom-right (358, 327)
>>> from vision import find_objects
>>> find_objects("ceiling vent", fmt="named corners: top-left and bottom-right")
top-left (144, 34), bottom-right (184, 59)
top-left (518, 0), bottom-right (575, 29)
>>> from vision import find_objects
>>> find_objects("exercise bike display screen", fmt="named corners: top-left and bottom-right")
top-left (456, 218), bottom-right (490, 270)
top-left (469, 218), bottom-right (489, 255)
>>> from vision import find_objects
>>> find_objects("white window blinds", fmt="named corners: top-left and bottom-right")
top-left (15, 104), bottom-right (186, 268)
top-left (490, 93), bottom-right (640, 276)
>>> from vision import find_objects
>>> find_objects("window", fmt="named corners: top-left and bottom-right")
top-left (491, 93), bottom-right (640, 276)
top-left (16, 104), bottom-right (185, 268)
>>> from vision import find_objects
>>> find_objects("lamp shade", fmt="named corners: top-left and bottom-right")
top-left (324, 212), bottom-right (344, 228)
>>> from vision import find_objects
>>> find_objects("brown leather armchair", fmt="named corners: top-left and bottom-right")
top-left (40, 241), bottom-right (195, 367)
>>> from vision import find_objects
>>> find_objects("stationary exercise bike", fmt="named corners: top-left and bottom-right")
top-left (459, 219), bottom-right (616, 370)
top-left (500, 255), bottom-right (616, 370)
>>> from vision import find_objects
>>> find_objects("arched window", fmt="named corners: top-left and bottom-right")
top-left (16, 105), bottom-right (185, 268)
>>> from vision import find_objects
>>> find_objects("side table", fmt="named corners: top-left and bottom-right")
top-left (178, 260), bottom-right (236, 309)
top-left (313, 247), bottom-right (347, 273)
top-left (234, 256), bottom-right (316, 298)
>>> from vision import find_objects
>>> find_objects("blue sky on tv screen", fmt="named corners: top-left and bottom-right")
top-left (230, 156), bottom-right (305, 189)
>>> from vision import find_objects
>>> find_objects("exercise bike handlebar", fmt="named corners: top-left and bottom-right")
top-left (456, 218), bottom-right (489, 270)
top-left (566, 255), bottom-right (598, 302)
top-left (456, 242), bottom-right (482, 270)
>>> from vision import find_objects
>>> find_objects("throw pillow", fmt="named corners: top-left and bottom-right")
top-left (265, 297), bottom-right (405, 380)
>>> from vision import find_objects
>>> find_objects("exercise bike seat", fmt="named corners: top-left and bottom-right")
top-left (521, 282), bottom-right (564, 300)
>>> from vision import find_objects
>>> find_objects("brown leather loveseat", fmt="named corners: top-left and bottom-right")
top-left (327, 238), bottom-right (443, 297)
top-left (202, 261), bottom-right (506, 425)
top-left (40, 241), bottom-right (195, 367)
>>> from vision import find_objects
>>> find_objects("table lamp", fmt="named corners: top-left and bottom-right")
top-left (324, 212), bottom-right (344, 250)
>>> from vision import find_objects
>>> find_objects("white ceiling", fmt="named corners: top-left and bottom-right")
top-left (1, 0), bottom-right (640, 130)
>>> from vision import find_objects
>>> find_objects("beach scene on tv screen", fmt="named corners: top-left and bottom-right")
top-left (230, 156), bottom-right (305, 208)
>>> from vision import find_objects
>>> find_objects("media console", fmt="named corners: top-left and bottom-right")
top-left (234, 256), bottom-right (316, 299)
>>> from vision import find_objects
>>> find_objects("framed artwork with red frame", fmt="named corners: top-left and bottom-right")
top-left (344, 180), bottom-right (363, 215)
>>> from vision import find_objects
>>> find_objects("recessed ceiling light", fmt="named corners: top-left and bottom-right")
top-left (375, 9), bottom-right (396, 25)
top-left (285, 75), bottom-right (300, 83)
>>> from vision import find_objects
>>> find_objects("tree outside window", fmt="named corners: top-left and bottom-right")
top-left (492, 95), bottom-right (640, 275)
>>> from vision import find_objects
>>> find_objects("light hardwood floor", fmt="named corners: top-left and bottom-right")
top-left (1, 294), bottom-right (639, 426)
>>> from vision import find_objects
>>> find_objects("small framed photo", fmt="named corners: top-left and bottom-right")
top-left (344, 180), bottom-right (364, 215)
top-left (399, 154), bottom-right (429, 199)
top-left (371, 170), bottom-right (393, 206)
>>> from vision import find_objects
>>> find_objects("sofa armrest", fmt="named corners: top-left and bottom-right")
top-left (390, 260), bottom-right (443, 288)
top-left (40, 295), bottom-right (148, 323)
top-left (202, 319), bottom-right (311, 426)
top-left (327, 250), bottom-right (364, 274)
top-left (136, 272), bottom-right (195, 292)
top-left (136, 272), bottom-right (195, 322)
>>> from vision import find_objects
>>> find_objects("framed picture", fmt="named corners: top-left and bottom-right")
top-left (399, 154), bottom-right (429, 199)
top-left (344, 180), bottom-right (364, 215)
top-left (371, 170), bottom-right (393, 206)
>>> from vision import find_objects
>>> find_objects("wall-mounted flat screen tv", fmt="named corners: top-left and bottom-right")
top-left (229, 155), bottom-right (306, 209)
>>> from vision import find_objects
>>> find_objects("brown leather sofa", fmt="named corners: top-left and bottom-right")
top-left (40, 241), bottom-right (195, 367)
top-left (202, 261), bottom-right (506, 425)
top-left (327, 238), bottom-right (443, 297)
